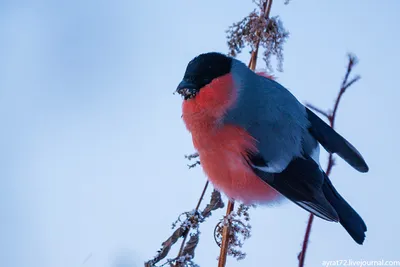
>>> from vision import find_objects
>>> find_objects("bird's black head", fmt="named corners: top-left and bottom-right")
top-left (176, 52), bottom-right (233, 100)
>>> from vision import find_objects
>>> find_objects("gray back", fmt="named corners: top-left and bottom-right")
top-left (222, 59), bottom-right (316, 169)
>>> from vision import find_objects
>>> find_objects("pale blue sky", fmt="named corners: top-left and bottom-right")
top-left (1, 1), bottom-right (399, 267)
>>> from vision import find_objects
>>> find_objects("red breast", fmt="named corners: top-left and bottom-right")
top-left (182, 73), bottom-right (281, 204)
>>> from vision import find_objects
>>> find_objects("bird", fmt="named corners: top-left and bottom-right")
top-left (175, 52), bottom-right (368, 244)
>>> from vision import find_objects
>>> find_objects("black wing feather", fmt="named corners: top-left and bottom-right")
top-left (248, 152), bottom-right (367, 244)
top-left (251, 155), bottom-right (339, 222)
top-left (306, 107), bottom-right (369, 173)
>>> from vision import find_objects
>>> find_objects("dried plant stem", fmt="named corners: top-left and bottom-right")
top-left (176, 181), bottom-right (210, 260)
top-left (217, 2), bottom-right (273, 266)
top-left (249, 0), bottom-right (273, 70)
top-left (298, 54), bottom-right (360, 267)
top-left (218, 201), bottom-right (235, 267)
top-left (298, 214), bottom-right (313, 267)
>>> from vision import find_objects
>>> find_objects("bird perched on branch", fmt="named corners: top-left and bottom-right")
top-left (176, 52), bottom-right (368, 244)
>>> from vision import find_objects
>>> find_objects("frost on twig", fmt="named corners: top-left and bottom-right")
top-left (184, 153), bottom-right (199, 161)
top-left (144, 226), bottom-right (188, 267)
top-left (145, 189), bottom-right (224, 267)
top-left (187, 161), bottom-right (200, 169)
top-left (164, 232), bottom-right (200, 267)
top-left (226, 0), bottom-right (289, 72)
top-left (185, 153), bottom-right (201, 169)
top-left (214, 204), bottom-right (254, 261)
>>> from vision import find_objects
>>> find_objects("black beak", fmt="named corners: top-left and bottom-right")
top-left (176, 80), bottom-right (199, 100)
top-left (176, 80), bottom-right (197, 92)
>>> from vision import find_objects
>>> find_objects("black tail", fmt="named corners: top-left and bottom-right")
top-left (322, 174), bottom-right (367, 244)
top-left (306, 108), bottom-right (369, 173)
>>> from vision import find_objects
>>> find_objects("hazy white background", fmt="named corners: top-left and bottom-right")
top-left (1, 0), bottom-right (399, 266)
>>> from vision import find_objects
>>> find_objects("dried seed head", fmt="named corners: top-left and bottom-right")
top-left (226, 1), bottom-right (289, 72)
top-left (214, 204), bottom-right (253, 261)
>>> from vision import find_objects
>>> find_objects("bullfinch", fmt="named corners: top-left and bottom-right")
top-left (176, 52), bottom-right (368, 244)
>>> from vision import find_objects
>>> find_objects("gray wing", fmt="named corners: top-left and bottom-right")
top-left (224, 67), bottom-right (312, 171)
top-left (222, 65), bottom-right (367, 237)
top-left (225, 63), bottom-right (368, 173)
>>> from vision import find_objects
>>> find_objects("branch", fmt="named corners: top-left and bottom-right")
top-left (185, 153), bottom-right (199, 161)
top-left (188, 161), bottom-right (201, 169)
top-left (175, 181), bottom-right (210, 263)
top-left (218, 201), bottom-right (235, 267)
top-left (214, 204), bottom-right (252, 261)
top-left (330, 54), bottom-right (360, 128)
top-left (227, 0), bottom-right (288, 72)
top-left (248, 0), bottom-right (273, 70)
top-left (146, 178), bottom-right (224, 267)
top-left (306, 104), bottom-right (330, 119)
top-left (145, 226), bottom-right (188, 267)
top-left (298, 54), bottom-right (361, 267)
top-left (174, 189), bottom-right (225, 267)
top-left (218, 2), bottom-right (274, 266)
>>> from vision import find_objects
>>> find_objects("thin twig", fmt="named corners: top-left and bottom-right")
top-left (306, 104), bottom-right (330, 119)
top-left (173, 187), bottom-right (224, 267)
top-left (331, 55), bottom-right (359, 128)
top-left (185, 152), bottom-right (199, 160)
top-left (297, 215), bottom-right (313, 266)
top-left (188, 161), bottom-right (201, 169)
top-left (218, 201), bottom-right (235, 267)
top-left (217, 2), bottom-right (273, 266)
top-left (248, 0), bottom-right (273, 70)
top-left (176, 181), bottom-right (210, 259)
top-left (299, 54), bottom-right (361, 267)
top-left (146, 180), bottom-right (212, 267)
top-left (145, 227), bottom-right (188, 267)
